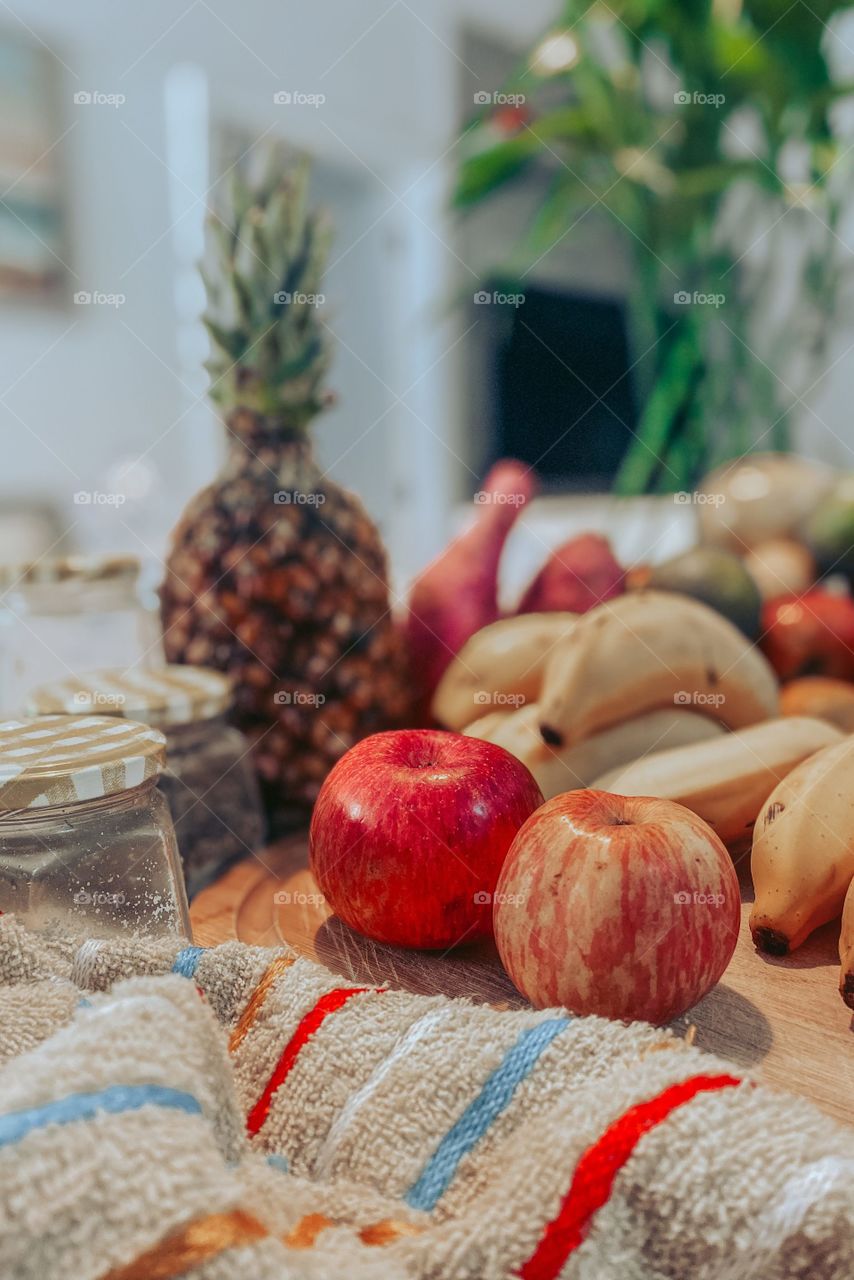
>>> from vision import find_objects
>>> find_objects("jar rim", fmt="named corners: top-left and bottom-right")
top-left (0, 553), bottom-right (140, 591)
top-left (0, 715), bottom-right (165, 812)
top-left (26, 666), bottom-right (233, 726)
top-left (0, 774), bottom-right (161, 826)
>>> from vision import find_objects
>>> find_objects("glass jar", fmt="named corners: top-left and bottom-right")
top-left (27, 666), bottom-right (266, 898)
top-left (156, 714), bottom-right (265, 897)
top-left (0, 715), bottom-right (190, 940)
top-left (0, 555), bottom-right (163, 716)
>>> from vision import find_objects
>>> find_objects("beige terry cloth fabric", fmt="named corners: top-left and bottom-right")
top-left (0, 915), bottom-right (853, 1279)
top-left (0, 978), bottom-right (80, 1064)
top-left (0, 971), bottom-right (421, 1280)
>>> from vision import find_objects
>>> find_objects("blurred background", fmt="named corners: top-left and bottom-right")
top-left (4, 0), bottom-right (854, 597)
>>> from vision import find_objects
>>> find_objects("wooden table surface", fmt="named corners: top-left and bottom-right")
top-left (191, 834), bottom-right (854, 1129)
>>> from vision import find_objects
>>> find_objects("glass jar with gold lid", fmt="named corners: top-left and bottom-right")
top-left (0, 555), bottom-right (163, 716)
top-left (26, 666), bottom-right (265, 897)
top-left (0, 714), bottom-right (190, 939)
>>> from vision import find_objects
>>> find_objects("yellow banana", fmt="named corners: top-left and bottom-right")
top-left (538, 590), bottom-right (778, 748)
top-left (839, 877), bottom-right (854, 1008)
top-left (432, 612), bottom-right (577, 730)
top-left (466, 702), bottom-right (725, 800)
top-left (595, 716), bottom-right (842, 847)
top-left (461, 709), bottom-right (511, 740)
top-left (750, 734), bottom-right (854, 954)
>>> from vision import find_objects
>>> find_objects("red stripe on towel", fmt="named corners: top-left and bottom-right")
top-left (518, 1073), bottom-right (742, 1280)
top-left (246, 987), bottom-right (373, 1136)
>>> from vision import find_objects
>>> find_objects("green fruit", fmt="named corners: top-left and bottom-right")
top-left (802, 478), bottom-right (854, 582)
top-left (647, 548), bottom-right (762, 638)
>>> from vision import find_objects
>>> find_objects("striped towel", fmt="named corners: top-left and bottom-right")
top-left (0, 915), bottom-right (853, 1280)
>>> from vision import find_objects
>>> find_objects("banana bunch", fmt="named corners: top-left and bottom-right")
top-left (839, 879), bottom-right (854, 1008)
top-left (594, 717), bottom-right (842, 847)
top-left (538, 591), bottom-right (778, 747)
top-left (465, 702), bottom-right (725, 799)
top-left (434, 591), bottom-right (781, 799)
top-left (432, 613), bottom-right (577, 731)
top-left (750, 735), bottom-right (854, 957)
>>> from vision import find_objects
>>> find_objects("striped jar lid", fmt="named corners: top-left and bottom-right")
top-left (0, 553), bottom-right (140, 590)
top-left (26, 666), bottom-right (232, 728)
top-left (0, 715), bottom-right (166, 812)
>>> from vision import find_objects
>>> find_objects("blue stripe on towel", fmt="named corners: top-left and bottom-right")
top-left (267, 1154), bottom-right (290, 1173)
top-left (0, 1084), bottom-right (203, 1149)
top-left (172, 945), bottom-right (205, 980)
top-left (405, 1016), bottom-right (571, 1212)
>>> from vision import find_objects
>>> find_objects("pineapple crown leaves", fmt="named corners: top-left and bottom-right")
top-left (201, 152), bottom-right (334, 431)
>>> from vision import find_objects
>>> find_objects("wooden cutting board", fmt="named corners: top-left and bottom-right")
top-left (190, 834), bottom-right (854, 1128)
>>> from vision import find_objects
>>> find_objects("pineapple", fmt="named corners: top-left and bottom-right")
top-left (160, 154), bottom-right (410, 830)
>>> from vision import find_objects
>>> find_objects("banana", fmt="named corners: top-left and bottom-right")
top-left (432, 612), bottom-right (577, 730)
top-left (538, 590), bottom-right (778, 748)
top-left (750, 734), bottom-right (854, 954)
top-left (594, 716), bottom-right (842, 847)
top-left (466, 702), bottom-right (725, 799)
top-left (839, 876), bottom-right (854, 1008)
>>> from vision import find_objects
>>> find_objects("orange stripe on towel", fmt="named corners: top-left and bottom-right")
top-left (284, 1213), bottom-right (423, 1250)
top-left (359, 1218), bottom-right (424, 1246)
top-left (284, 1212), bottom-right (335, 1249)
top-left (100, 1209), bottom-right (268, 1280)
top-left (229, 954), bottom-right (297, 1053)
top-left (246, 986), bottom-right (375, 1136)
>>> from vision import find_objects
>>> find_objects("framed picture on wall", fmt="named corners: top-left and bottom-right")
top-left (0, 29), bottom-right (66, 303)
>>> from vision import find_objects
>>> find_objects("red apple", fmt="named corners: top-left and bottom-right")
top-left (760, 589), bottom-right (854, 680)
top-left (309, 729), bottom-right (543, 949)
top-left (517, 532), bottom-right (625, 615)
top-left (494, 789), bottom-right (740, 1024)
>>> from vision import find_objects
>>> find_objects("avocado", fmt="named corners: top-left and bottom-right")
top-left (647, 548), bottom-right (762, 638)
top-left (802, 479), bottom-right (854, 582)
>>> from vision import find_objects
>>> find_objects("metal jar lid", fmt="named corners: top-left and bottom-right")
top-left (26, 665), bottom-right (233, 729)
top-left (0, 715), bottom-right (166, 812)
top-left (0, 553), bottom-right (141, 591)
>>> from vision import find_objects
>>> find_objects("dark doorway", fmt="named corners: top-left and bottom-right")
top-left (476, 283), bottom-right (639, 492)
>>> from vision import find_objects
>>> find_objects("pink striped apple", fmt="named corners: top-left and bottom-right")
top-left (493, 789), bottom-right (740, 1024)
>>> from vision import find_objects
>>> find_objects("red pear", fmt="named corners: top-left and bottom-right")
top-left (405, 460), bottom-right (535, 719)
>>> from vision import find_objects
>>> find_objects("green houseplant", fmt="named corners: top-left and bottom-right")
top-left (456, 0), bottom-right (854, 493)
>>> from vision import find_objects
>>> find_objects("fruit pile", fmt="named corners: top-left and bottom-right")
top-left (310, 449), bottom-right (854, 1026)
